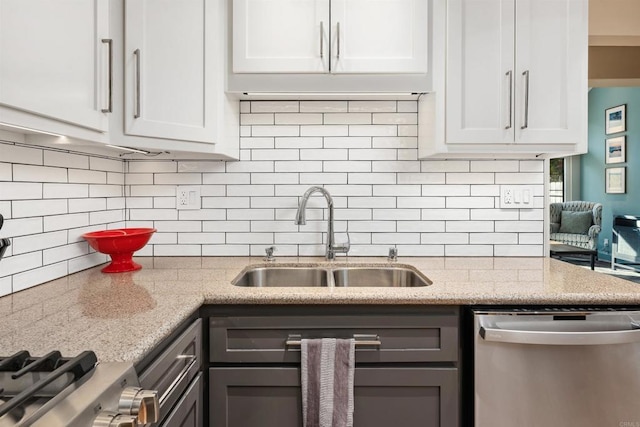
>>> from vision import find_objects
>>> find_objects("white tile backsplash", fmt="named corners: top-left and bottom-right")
top-left (0, 100), bottom-right (545, 296)
top-left (0, 182), bottom-right (43, 200)
top-left (0, 144), bottom-right (43, 165)
top-left (43, 183), bottom-right (89, 199)
top-left (44, 150), bottom-right (89, 169)
top-left (0, 141), bottom-right (126, 294)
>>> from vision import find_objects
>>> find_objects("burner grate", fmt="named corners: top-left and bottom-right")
top-left (0, 351), bottom-right (97, 419)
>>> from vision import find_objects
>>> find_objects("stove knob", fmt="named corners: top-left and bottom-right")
top-left (93, 412), bottom-right (139, 427)
top-left (119, 387), bottom-right (160, 424)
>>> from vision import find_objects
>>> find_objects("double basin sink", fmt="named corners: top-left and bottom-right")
top-left (232, 264), bottom-right (432, 288)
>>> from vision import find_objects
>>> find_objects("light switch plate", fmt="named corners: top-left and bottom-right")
top-left (500, 185), bottom-right (535, 209)
top-left (176, 186), bottom-right (201, 210)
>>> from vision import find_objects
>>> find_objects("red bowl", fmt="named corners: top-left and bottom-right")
top-left (82, 228), bottom-right (156, 273)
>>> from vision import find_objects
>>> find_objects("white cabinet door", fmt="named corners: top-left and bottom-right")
top-left (232, 0), bottom-right (428, 75)
top-left (124, 0), bottom-right (217, 143)
top-left (0, 0), bottom-right (109, 132)
top-left (515, 0), bottom-right (587, 144)
top-left (330, 0), bottom-right (429, 74)
top-left (443, 0), bottom-right (586, 147)
top-left (445, 0), bottom-right (514, 144)
top-left (233, 0), bottom-right (329, 73)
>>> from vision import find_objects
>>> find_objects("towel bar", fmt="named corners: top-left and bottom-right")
top-left (285, 334), bottom-right (381, 347)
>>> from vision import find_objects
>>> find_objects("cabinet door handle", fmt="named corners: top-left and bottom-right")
top-left (505, 70), bottom-right (513, 129)
top-left (521, 70), bottom-right (530, 129)
top-left (320, 21), bottom-right (324, 59)
top-left (101, 39), bottom-right (113, 113)
top-left (134, 49), bottom-right (141, 119)
top-left (336, 21), bottom-right (340, 59)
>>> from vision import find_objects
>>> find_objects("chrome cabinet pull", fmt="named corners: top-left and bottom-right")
top-left (134, 49), bottom-right (141, 119)
top-left (101, 39), bottom-right (113, 113)
top-left (320, 21), bottom-right (324, 58)
top-left (505, 70), bottom-right (512, 129)
top-left (285, 334), bottom-right (381, 347)
top-left (521, 70), bottom-right (530, 129)
top-left (158, 355), bottom-right (197, 405)
top-left (336, 21), bottom-right (340, 59)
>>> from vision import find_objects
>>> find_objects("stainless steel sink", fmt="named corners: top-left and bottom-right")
top-left (232, 267), bottom-right (330, 287)
top-left (232, 265), bottom-right (431, 287)
top-left (332, 266), bottom-right (431, 287)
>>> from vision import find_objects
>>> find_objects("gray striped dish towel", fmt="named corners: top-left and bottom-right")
top-left (301, 338), bottom-right (355, 427)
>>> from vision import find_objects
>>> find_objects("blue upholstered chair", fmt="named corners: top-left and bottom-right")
top-left (550, 201), bottom-right (602, 250)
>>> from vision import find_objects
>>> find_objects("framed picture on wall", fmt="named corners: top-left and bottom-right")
top-left (605, 104), bottom-right (626, 134)
top-left (605, 136), bottom-right (626, 164)
top-left (605, 167), bottom-right (626, 194)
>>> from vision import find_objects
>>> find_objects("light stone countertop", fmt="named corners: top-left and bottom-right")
top-left (1, 256), bottom-right (639, 364)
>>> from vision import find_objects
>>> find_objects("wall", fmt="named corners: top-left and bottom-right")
top-left (0, 137), bottom-right (126, 297)
top-left (582, 87), bottom-right (640, 260)
top-left (126, 101), bottom-right (544, 258)
top-left (1, 100), bottom-right (545, 297)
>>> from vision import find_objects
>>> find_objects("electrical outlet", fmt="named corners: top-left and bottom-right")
top-left (176, 186), bottom-right (201, 210)
top-left (500, 185), bottom-right (536, 209)
top-left (604, 238), bottom-right (609, 247)
top-left (504, 188), bottom-right (513, 205)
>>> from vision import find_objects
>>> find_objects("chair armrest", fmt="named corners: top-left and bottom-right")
top-left (550, 222), bottom-right (560, 233)
top-left (588, 225), bottom-right (601, 238)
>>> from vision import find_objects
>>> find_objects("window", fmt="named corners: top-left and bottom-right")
top-left (549, 157), bottom-right (564, 203)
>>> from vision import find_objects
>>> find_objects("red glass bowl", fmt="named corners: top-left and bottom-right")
top-left (82, 228), bottom-right (156, 273)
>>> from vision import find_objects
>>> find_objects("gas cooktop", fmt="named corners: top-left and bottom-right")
top-left (0, 351), bottom-right (158, 427)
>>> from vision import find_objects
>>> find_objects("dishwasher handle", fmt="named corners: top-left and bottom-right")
top-left (479, 325), bottom-right (640, 346)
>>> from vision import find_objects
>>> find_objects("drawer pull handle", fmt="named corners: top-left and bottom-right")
top-left (158, 355), bottom-right (197, 405)
top-left (285, 334), bottom-right (381, 347)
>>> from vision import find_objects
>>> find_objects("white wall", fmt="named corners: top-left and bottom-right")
top-left (0, 138), bottom-right (126, 297)
top-left (1, 100), bottom-right (545, 296)
top-left (127, 101), bottom-right (545, 257)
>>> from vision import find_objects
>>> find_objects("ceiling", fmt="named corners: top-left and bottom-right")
top-left (589, 0), bottom-right (640, 86)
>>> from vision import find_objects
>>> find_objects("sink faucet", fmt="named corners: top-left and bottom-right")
top-left (294, 186), bottom-right (349, 260)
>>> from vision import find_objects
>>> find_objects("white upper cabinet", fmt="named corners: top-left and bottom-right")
top-left (330, 0), bottom-right (428, 74)
top-left (229, 0), bottom-right (432, 93)
top-left (124, 0), bottom-right (220, 143)
top-left (233, 0), bottom-right (329, 73)
top-left (420, 0), bottom-right (588, 157)
top-left (233, 0), bottom-right (428, 75)
top-left (0, 0), bottom-right (110, 133)
top-left (514, 0), bottom-right (586, 145)
top-left (445, 0), bottom-right (514, 144)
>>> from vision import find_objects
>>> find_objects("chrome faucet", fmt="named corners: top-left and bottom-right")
top-left (294, 186), bottom-right (349, 260)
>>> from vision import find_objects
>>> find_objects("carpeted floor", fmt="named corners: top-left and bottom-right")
top-left (556, 256), bottom-right (640, 284)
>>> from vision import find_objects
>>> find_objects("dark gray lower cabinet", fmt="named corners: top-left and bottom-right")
top-left (161, 373), bottom-right (203, 427)
top-left (209, 367), bottom-right (458, 427)
top-left (206, 306), bottom-right (460, 427)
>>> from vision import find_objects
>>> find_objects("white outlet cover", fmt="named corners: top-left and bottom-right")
top-left (176, 186), bottom-right (201, 210)
top-left (499, 185), bottom-right (536, 209)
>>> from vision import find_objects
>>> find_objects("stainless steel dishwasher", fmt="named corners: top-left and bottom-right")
top-left (474, 308), bottom-right (640, 427)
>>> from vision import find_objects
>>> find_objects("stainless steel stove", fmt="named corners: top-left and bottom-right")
top-left (0, 351), bottom-right (159, 427)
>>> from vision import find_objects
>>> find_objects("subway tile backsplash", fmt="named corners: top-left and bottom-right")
top-left (0, 140), bottom-right (124, 296)
top-left (0, 100), bottom-right (544, 296)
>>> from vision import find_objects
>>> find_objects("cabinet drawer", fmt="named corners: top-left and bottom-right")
top-left (210, 309), bottom-right (458, 364)
top-left (140, 319), bottom-right (202, 423)
top-left (209, 366), bottom-right (458, 427)
top-left (160, 373), bottom-right (203, 427)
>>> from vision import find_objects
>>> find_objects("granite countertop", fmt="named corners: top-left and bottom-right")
top-left (1, 256), bottom-right (640, 364)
